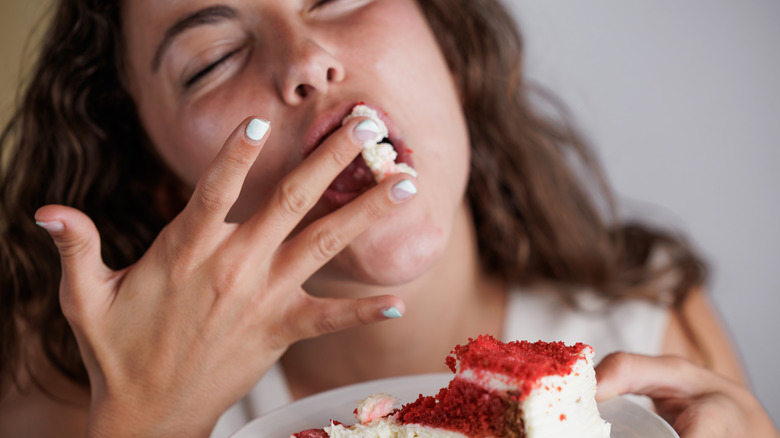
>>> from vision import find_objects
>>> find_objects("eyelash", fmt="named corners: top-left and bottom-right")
top-left (310, 0), bottom-right (337, 9)
top-left (184, 46), bottom-right (244, 88)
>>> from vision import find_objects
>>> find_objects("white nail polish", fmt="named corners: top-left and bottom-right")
top-left (354, 119), bottom-right (381, 143)
top-left (36, 220), bottom-right (65, 233)
top-left (246, 118), bottom-right (270, 141)
top-left (392, 179), bottom-right (417, 201)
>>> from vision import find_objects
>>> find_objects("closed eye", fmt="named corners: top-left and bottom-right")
top-left (184, 45), bottom-right (245, 88)
top-left (308, 0), bottom-right (371, 14)
top-left (309, 0), bottom-right (337, 10)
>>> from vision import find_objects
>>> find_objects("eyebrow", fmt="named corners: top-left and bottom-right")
top-left (151, 5), bottom-right (239, 73)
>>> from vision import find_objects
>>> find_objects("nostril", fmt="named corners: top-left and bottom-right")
top-left (326, 67), bottom-right (336, 82)
top-left (295, 84), bottom-right (309, 98)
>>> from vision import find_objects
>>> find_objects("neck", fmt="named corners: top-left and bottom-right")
top-left (280, 202), bottom-right (507, 399)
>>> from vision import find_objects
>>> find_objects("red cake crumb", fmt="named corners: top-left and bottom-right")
top-left (446, 335), bottom-right (585, 398)
top-left (396, 379), bottom-right (522, 438)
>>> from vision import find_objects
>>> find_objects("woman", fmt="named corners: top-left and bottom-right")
top-left (1, 0), bottom-right (776, 436)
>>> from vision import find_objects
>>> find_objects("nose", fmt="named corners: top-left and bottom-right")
top-left (278, 35), bottom-right (345, 105)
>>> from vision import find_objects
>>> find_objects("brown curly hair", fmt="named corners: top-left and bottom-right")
top-left (0, 0), bottom-right (706, 393)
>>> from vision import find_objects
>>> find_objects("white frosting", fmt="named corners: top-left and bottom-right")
top-left (342, 105), bottom-right (417, 182)
top-left (355, 394), bottom-right (399, 425)
top-left (325, 419), bottom-right (467, 438)
top-left (320, 343), bottom-right (609, 438)
top-left (519, 350), bottom-right (611, 438)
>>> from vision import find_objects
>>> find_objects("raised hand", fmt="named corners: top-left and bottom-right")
top-left (34, 115), bottom-right (415, 437)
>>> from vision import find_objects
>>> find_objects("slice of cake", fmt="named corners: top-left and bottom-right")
top-left (342, 104), bottom-right (417, 183)
top-left (292, 335), bottom-right (611, 438)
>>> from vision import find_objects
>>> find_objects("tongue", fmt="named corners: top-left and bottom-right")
top-left (328, 155), bottom-right (376, 194)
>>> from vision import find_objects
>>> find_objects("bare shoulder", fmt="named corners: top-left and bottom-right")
top-left (661, 286), bottom-right (747, 385)
top-left (0, 344), bottom-right (89, 437)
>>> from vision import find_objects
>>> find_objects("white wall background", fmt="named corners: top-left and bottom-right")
top-left (505, 0), bottom-right (779, 423)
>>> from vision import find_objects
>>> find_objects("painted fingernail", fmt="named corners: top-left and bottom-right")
top-left (382, 306), bottom-right (403, 319)
top-left (391, 179), bottom-right (417, 201)
top-left (36, 220), bottom-right (65, 234)
top-left (354, 119), bottom-right (381, 143)
top-left (246, 118), bottom-right (270, 141)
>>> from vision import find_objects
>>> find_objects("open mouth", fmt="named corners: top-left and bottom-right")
top-left (305, 103), bottom-right (415, 207)
top-left (324, 135), bottom-right (414, 205)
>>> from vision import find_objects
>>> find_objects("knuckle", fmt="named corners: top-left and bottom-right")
top-left (55, 235), bottom-right (93, 259)
top-left (313, 315), bottom-right (341, 335)
top-left (362, 196), bottom-right (390, 220)
top-left (276, 180), bottom-right (314, 218)
top-left (308, 227), bottom-right (344, 262)
top-left (325, 144), bottom-right (356, 168)
top-left (196, 178), bottom-right (232, 213)
top-left (598, 351), bottom-right (633, 374)
top-left (155, 225), bottom-right (198, 275)
top-left (223, 147), bottom-right (255, 170)
top-left (354, 303), bottom-right (373, 326)
top-left (212, 266), bottom-right (241, 299)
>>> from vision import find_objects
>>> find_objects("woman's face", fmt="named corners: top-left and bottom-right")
top-left (123, 0), bottom-right (470, 286)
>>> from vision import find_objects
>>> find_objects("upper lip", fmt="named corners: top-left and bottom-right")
top-left (301, 101), bottom-right (402, 159)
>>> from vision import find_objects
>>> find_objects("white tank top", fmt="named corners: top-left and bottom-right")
top-left (210, 288), bottom-right (669, 437)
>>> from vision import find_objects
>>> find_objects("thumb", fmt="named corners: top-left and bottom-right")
top-left (35, 205), bottom-right (110, 316)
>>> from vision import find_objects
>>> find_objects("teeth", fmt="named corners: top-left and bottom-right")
top-left (343, 105), bottom-right (417, 183)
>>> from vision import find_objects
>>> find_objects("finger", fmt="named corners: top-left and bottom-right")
top-left (595, 352), bottom-right (716, 402)
top-left (244, 116), bottom-right (368, 246)
top-left (596, 353), bottom-right (779, 438)
top-left (34, 205), bottom-right (111, 319)
top-left (273, 175), bottom-right (417, 282)
top-left (284, 293), bottom-right (406, 342)
top-left (179, 117), bottom-right (271, 236)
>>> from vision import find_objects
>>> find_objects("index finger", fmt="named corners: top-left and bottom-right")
top-left (243, 116), bottom-right (368, 246)
top-left (178, 117), bottom-right (271, 237)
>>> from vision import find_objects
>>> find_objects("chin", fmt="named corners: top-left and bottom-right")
top-left (320, 221), bottom-right (447, 287)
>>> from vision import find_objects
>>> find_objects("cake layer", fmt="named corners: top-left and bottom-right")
top-left (291, 336), bottom-right (610, 438)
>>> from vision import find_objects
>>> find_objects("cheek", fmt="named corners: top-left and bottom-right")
top-left (147, 87), bottom-right (265, 187)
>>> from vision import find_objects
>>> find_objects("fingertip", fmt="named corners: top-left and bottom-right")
top-left (32, 205), bottom-right (101, 260)
top-left (390, 178), bottom-right (417, 203)
top-left (35, 219), bottom-right (66, 235)
top-left (34, 204), bottom-right (75, 236)
top-left (353, 118), bottom-right (382, 144)
top-left (246, 117), bottom-right (271, 143)
top-left (377, 296), bottom-right (405, 319)
top-left (381, 306), bottom-right (403, 319)
top-left (594, 352), bottom-right (631, 401)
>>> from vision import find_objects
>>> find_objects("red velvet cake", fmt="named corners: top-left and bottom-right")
top-left (292, 335), bottom-right (611, 438)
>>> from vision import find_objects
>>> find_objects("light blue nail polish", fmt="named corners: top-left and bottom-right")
top-left (382, 306), bottom-right (403, 319)
top-left (246, 118), bottom-right (270, 141)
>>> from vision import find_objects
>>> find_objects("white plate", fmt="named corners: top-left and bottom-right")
top-left (230, 373), bottom-right (678, 438)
